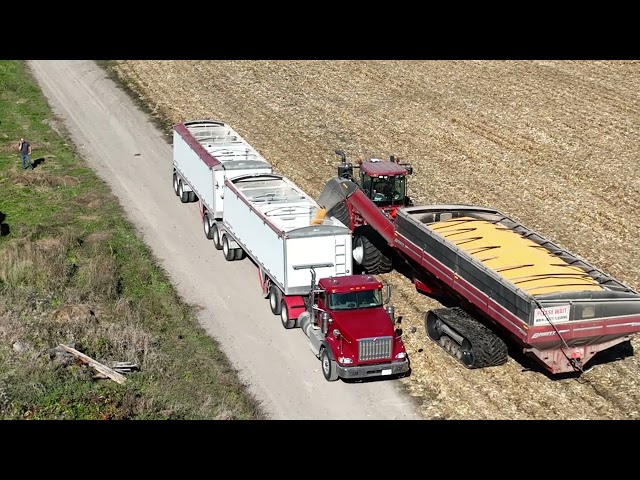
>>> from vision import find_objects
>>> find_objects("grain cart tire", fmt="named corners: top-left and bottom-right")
top-left (172, 172), bottom-right (180, 196)
top-left (222, 235), bottom-right (235, 261)
top-left (280, 300), bottom-right (295, 329)
top-left (321, 347), bottom-right (339, 382)
top-left (203, 213), bottom-right (214, 239)
top-left (353, 225), bottom-right (393, 275)
top-left (178, 180), bottom-right (190, 203)
top-left (211, 224), bottom-right (223, 250)
top-left (269, 286), bottom-right (282, 315)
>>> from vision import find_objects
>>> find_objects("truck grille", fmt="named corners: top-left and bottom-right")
top-left (358, 336), bottom-right (393, 361)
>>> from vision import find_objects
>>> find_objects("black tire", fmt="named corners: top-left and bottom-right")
top-left (222, 235), bottom-right (235, 261)
top-left (280, 299), bottom-right (295, 329)
top-left (188, 191), bottom-right (197, 202)
top-left (172, 172), bottom-right (180, 196)
top-left (330, 200), bottom-right (392, 274)
top-left (233, 248), bottom-right (245, 261)
top-left (328, 200), bottom-right (351, 228)
top-left (269, 286), bottom-right (282, 315)
top-left (354, 226), bottom-right (393, 275)
top-left (178, 180), bottom-right (189, 203)
top-left (321, 348), bottom-right (339, 382)
top-left (203, 213), bottom-right (214, 239)
top-left (212, 224), bottom-right (223, 250)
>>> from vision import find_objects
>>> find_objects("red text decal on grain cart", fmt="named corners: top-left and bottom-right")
top-left (216, 172), bottom-right (410, 381)
top-left (171, 119), bottom-right (273, 248)
top-left (327, 150), bottom-right (414, 275)
top-left (314, 157), bottom-right (640, 375)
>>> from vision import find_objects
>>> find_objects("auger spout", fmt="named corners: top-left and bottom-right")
top-left (310, 177), bottom-right (360, 226)
top-left (317, 177), bottom-right (359, 211)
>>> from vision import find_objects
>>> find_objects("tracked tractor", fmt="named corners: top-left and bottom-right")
top-left (312, 150), bottom-right (414, 275)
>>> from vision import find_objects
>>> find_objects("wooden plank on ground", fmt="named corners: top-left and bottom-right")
top-left (59, 344), bottom-right (127, 384)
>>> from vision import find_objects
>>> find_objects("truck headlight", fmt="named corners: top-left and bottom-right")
top-left (338, 356), bottom-right (354, 364)
top-left (395, 352), bottom-right (407, 359)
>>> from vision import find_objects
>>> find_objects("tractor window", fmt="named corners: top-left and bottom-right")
top-left (392, 176), bottom-right (407, 202)
top-left (371, 177), bottom-right (393, 202)
top-left (328, 290), bottom-right (383, 310)
top-left (363, 175), bottom-right (407, 204)
top-left (361, 173), bottom-right (373, 196)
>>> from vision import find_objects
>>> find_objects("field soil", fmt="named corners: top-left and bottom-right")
top-left (111, 60), bottom-right (640, 419)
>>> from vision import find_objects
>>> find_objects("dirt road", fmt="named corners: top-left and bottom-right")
top-left (27, 60), bottom-right (422, 420)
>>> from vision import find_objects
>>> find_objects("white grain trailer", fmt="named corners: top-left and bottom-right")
top-left (171, 120), bottom-right (272, 246)
top-left (220, 173), bottom-right (354, 319)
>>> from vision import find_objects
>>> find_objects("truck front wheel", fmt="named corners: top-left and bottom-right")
top-left (321, 348), bottom-right (339, 382)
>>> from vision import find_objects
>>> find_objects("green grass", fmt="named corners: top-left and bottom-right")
top-left (0, 60), bottom-right (266, 420)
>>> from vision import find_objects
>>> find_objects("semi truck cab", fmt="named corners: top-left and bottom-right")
top-left (298, 272), bottom-right (410, 381)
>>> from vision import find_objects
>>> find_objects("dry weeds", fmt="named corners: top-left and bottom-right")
top-left (110, 60), bottom-right (640, 419)
top-left (0, 230), bottom-right (154, 375)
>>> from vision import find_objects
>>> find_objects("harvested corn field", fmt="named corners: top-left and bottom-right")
top-left (108, 60), bottom-right (640, 419)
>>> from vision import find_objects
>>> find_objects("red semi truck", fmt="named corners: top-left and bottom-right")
top-left (315, 170), bottom-right (640, 375)
top-left (171, 121), bottom-right (410, 382)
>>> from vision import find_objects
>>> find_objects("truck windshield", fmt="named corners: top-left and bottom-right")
top-left (328, 289), bottom-right (383, 310)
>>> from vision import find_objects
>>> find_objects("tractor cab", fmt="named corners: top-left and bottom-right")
top-left (335, 150), bottom-right (413, 210)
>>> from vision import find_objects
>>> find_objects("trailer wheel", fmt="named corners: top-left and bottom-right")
top-left (233, 248), bottom-right (245, 261)
top-left (280, 300), bottom-right (295, 329)
top-left (178, 180), bottom-right (190, 203)
top-left (172, 172), bottom-right (180, 196)
top-left (212, 224), bottom-right (223, 250)
top-left (188, 191), bottom-right (197, 202)
top-left (222, 235), bottom-right (235, 261)
top-left (321, 348), bottom-right (339, 382)
top-left (269, 286), bottom-right (282, 315)
top-left (203, 213), bottom-right (214, 239)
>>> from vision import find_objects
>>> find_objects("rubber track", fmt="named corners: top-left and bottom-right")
top-left (427, 307), bottom-right (508, 369)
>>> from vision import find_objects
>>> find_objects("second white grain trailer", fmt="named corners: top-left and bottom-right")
top-left (219, 173), bottom-right (354, 315)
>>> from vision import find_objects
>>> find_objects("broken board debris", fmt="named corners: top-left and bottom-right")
top-left (59, 344), bottom-right (127, 384)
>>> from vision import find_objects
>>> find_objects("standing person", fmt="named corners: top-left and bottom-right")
top-left (18, 138), bottom-right (34, 170)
